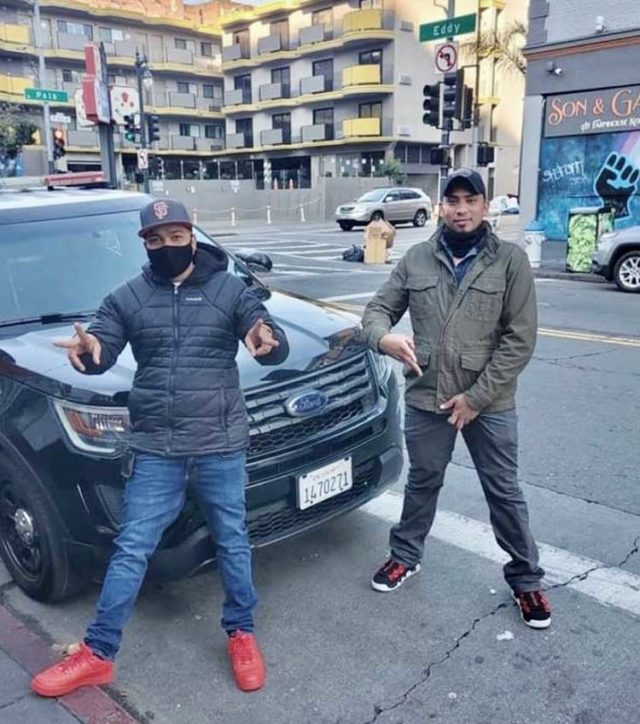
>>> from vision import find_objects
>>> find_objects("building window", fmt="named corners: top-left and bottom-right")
top-left (201, 41), bottom-right (213, 57)
top-left (203, 84), bottom-right (214, 98)
top-left (175, 38), bottom-right (187, 50)
top-left (179, 123), bottom-right (191, 137)
top-left (272, 112), bottom-right (291, 143)
top-left (359, 0), bottom-right (381, 8)
top-left (233, 29), bottom-right (250, 55)
top-left (62, 69), bottom-right (73, 83)
top-left (57, 20), bottom-right (93, 39)
top-left (271, 19), bottom-right (289, 49)
top-left (312, 8), bottom-right (332, 30)
top-left (205, 124), bottom-right (224, 139)
top-left (313, 59), bottom-right (333, 92)
top-left (236, 118), bottom-right (253, 146)
top-left (98, 27), bottom-right (123, 43)
top-left (313, 107), bottom-right (334, 139)
top-left (271, 67), bottom-right (290, 97)
top-left (359, 48), bottom-right (382, 65)
top-left (234, 74), bottom-right (252, 104)
top-left (406, 144), bottom-right (420, 163)
top-left (177, 81), bottom-right (190, 94)
top-left (359, 101), bottom-right (382, 118)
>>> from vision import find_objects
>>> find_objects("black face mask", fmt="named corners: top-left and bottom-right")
top-left (147, 244), bottom-right (194, 280)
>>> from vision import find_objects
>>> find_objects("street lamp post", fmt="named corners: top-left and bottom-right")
top-left (134, 50), bottom-right (153, 193)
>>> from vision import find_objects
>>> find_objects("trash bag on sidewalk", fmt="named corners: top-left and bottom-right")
top-left (342, 244), bottom-right (364, 262)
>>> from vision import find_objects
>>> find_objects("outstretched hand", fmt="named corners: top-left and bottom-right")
top-left (53, 322), bottom-right (102, 372)
top-left (244, 318), bottom-right (279, 358)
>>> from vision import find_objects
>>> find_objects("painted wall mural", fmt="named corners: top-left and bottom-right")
top-left (537, 130), bottom-right (640, 240)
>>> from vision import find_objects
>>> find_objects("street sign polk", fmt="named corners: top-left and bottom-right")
top-left (24, 88), bottom-right (69, 103)
top-left (434, 42), bottom-right (459, 74)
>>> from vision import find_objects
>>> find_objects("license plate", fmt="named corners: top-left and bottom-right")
top-left (297, 457), bottom-right (353, 510)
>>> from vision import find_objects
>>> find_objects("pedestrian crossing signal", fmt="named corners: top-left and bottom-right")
top-left (52, 128), bottom-right (66, 160)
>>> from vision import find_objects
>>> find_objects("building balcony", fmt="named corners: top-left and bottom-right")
top-left (261, 127), bottom-right (290, 146)
top-left (342, 117), bottom-right (381, 137)
top-left (342, 64), bottom-right (381, 87)
top-left (113, 40), bottom-right (137, 59)
top-left (196, 137), bottom-right (224, 152)
top-left (299, 23), bottom-right (332, 46)
top-left (258, 34), bottom-right (288, 55)
top-left (224, 88), bottom-right (251, 106)
top-left (0, 74), bottom-right (33, 97)
top-left (171, 136), bottom-right (197, 151)
top-left (301, 123), bottom-right (334, 143)
top-left (343, 8), bottom-right (386, 33)
top-left (222, 43), bottom-right (250, 62)
top-left (169, 92), bottom-right (196, 109)
top-left (166, 48), bottom-right (193, 65)
top-left (0, 22), bottom-right (30, 44)
top-left (67, 129), bottom-right (98, 147)
top-left (226, 132), bottom-right (251, 149)
top-left (196, 97), bottom-right (223, 112)
top-left (259, 81), bottom-right (289, 102)
top-left (300, 74), bottom-right (328, 95)
top-left (56, 32), bottom-right (87, 52)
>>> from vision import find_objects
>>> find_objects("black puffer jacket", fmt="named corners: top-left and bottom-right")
top-left (81, 243), bottom-right (289, 455)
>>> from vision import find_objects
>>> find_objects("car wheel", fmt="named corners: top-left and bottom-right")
top-left (0, 464), bottom-right (81, 601)
top-left (413, 209), bottom-right (428, 227)
top-left (339, 221), bottom-right (354, 231)
top-left (370, 211), bottom-right (384, 222)
top-left (613, 250), bottom-right (640, 293)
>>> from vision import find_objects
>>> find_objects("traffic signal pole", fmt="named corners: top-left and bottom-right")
top-left (135, 51), bottom-right (149, 194)
top-left (32, 0), bottom-right (54, 174)
top-left (439, 0), bottom-right (456, 198)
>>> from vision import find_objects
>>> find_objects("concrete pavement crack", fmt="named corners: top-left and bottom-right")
top-left (363, 600), bottom-right (511, 724)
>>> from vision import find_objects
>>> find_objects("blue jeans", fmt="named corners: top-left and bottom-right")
top-left (85, 451), bottom-right (257, 661)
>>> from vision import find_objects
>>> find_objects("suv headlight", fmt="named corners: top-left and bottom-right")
top-left (53, 400), bottom-right (130, 456)
top-left (369, 350), bottom-right (392, 387)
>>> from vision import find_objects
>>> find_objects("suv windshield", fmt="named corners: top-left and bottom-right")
top-left (357, 189), bottom-right (389, 203)
top-left (0, 208), bottom-right (238, 324)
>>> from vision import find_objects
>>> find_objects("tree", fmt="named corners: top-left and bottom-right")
top-left (0, 103), bottom-right (38, 176)
top-left (378, 158), bottom-right (405, 185)
top-left (462, 20), bottom-right (527, 76)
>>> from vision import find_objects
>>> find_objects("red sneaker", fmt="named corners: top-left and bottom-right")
top-left (227, 631), bottom-right (265, 692)
top-left (31, 642), bottom-right (114, 698)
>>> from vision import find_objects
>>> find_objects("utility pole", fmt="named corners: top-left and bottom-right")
top-left (135, 50), bottom-right (152, 193)
top-left (32, 0), bottom-right (54, 173)
top-left (439, 0), bottom-right (455, 194)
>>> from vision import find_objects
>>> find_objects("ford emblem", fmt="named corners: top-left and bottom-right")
top-left (285, 389), bottom-right (329, 417)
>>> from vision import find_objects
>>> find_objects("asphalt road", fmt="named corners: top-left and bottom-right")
top-left (2, 222), bottom-right (639, 724)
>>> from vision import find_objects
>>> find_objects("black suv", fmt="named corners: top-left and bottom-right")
top-left (0, 186), bottom-right (402, 601)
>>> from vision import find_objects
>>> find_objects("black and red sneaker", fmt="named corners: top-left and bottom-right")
top-left (512, 589), bottom-right (552, 629)
top-left (371, 558), bottom-right (421, 592)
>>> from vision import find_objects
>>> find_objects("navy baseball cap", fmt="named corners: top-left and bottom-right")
top-left (138, 199), bottom-right (193, 238)
top-left (442, 168), bottom-right (487, 198)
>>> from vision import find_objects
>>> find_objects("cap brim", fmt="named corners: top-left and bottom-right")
top-left (138, 221), bottom-right (193, 238)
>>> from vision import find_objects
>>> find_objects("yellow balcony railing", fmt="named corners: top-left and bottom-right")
top-left (343, 117), bottom-right (381, 137)
top-left (343, 64), bottom-right (381, 87)
top-left (0, 23), bottom-right (30, 44)
top-left (343, 9), bottom-right (382, 33)
top-left (0, 74), bottom-right (33, 96)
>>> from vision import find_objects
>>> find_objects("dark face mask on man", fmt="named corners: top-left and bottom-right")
top-left (146, 243), bottom-right (194, 280)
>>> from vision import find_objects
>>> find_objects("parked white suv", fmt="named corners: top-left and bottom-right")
top-left (335, 187), bottom-right (432, 231)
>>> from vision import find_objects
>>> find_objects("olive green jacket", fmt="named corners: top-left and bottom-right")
top-left (362, 224), bottom-right (537, 413)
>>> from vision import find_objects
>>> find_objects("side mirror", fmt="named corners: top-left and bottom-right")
top-left (235, 250), bottom-right (273, 273)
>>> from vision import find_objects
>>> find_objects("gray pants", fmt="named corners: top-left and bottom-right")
top-left (391, 406), bottom-right (544, 592)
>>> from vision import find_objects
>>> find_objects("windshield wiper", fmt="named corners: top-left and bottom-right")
top-left (0, 310), bottom-right (96, 329)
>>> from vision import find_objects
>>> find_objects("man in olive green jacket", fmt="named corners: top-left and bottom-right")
top-left (362, 168), bottom-right (551, 629)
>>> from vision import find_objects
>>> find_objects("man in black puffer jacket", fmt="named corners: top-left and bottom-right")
top-left (32, 200), bottom-right (288, 698)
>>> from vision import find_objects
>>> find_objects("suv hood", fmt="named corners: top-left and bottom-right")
top-left (0, 292), bottom-right (365, 405)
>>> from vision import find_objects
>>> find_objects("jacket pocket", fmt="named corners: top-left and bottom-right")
top-left (464, 275), bottom-right (506, 322)
top-left (460, 347), bottom-right (493, 372)
top-left (407, 275), bottom-right (438, 320)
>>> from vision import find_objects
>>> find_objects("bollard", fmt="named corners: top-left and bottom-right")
top-left (192, 208), bottom-right (198, 225)
top-left (231, 207), bottom-right (236, 227)
top-left (300, 203), bottom-right (306, 223)
top-left (267, 205), bottom-right (272, 225)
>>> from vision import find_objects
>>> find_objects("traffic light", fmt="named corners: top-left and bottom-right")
top-left (147, 114), bottom-right (160, 143)
top-left (443, 70), bottom-right (464, 124)
top-left (52, 128), bottom-right (66, 160)
top-left (461, 87), bottom-right (474, 130)
top-left (477, 142), bottom-right (495, 167)
top-left (157, 156), bottom-right (165, 178)
top-left (429, 147), bottom-right (449, 166)
top-left (422, 82), bottom-right (441, 128)
top-left (123, 114), bottom-right (137, 143)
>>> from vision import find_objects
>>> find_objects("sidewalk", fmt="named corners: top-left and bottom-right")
top-left (0, 600), bottom-right (139, 723)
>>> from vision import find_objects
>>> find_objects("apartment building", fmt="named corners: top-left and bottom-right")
top-left (217, 0), bottom-right (525, 197)
top-left (521, 0), bottom-right (640, 239)
top-left (0, 0), bottom-right (240, 178)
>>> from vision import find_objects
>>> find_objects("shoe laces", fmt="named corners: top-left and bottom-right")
top-left (382, 559), bottom-right (407, 581)
top-left (519, 590), bottom-right (550, 613)
top-left (57, 644), bottom-right (94, 673)
top-left (229, 633), bottom-right (255, 666)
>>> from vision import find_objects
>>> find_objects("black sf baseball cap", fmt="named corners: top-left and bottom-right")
top-left (442, 168), bottom-right (487, 198)
top-left (138, 199), bottom-right (193, 238)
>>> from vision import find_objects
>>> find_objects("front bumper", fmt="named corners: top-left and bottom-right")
top-left (335, 211), bottom-right (370, 223)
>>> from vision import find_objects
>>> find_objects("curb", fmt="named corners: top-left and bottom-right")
top-left (0, 604), bottom-right (141, 724)
top-left (533, 269), bottom-right (605, 283)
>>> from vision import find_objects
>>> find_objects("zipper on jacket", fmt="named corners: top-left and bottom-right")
top-left (166, 284), bottom-right (180, 453)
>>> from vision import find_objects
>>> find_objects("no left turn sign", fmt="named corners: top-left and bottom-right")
top-left (434, 42), bottom-right (459, 74)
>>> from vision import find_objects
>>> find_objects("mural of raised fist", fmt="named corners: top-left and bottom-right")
top-left (595, 152), bottom-right (640, 219)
